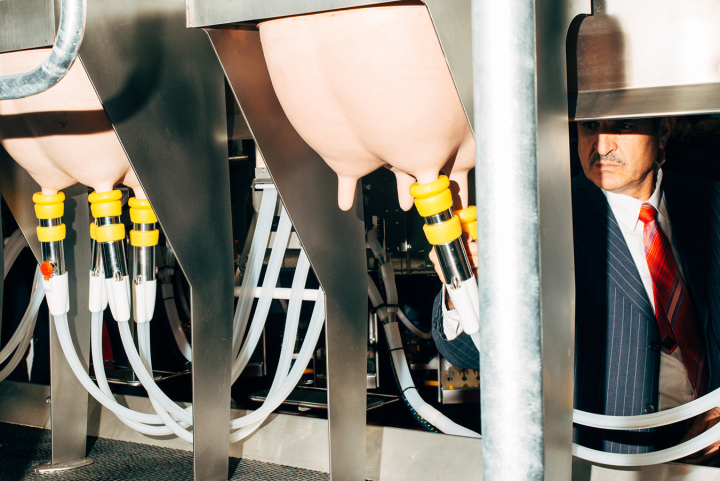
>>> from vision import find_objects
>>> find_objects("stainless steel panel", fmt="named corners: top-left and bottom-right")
top-left (570, 0), bottom-right (720, 119)
top-left (76, 2), bottom-right (233, 480)
top-left (572, 83), bottom-right (720, 121)
top-left (473, 0), bottom-right (545, 477)
top-left (0, 156), bottom-right (93, 468)
top-left (537, 0), bottom-right (590, 478)
top-left (206, 28), bottom-right (368, 480)
top-left (473, 0), bottom-right (589, 478)
top-left (0, 0), bottom-right (55, 54)
top-left (423, 0), bottom-right (473, 129)
top-left (187, 0), bottom-right (401, 28)
top-left (49, 184), bottom-right (92, 466)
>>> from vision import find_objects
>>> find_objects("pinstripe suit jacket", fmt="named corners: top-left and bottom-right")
top-left (432, 171), bottom-right (720, 453)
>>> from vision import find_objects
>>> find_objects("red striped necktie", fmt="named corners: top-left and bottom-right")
top-left (639, 203), bottom-right (708, 397)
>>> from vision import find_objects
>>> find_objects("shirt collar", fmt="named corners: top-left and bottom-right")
top-left (602, 168), bottom-right (667, 232)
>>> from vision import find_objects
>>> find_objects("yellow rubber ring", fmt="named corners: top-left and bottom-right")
top-left (453, 206), bottom-right (477, 223)
top-left (423, 216), bottom-right (462, 245)
top-left (130, 229), bottom-right (159, 247)
top-left (91, 200), bottom-right (122, 218)
top-left (128, 198), bottom-right (158, 224)
top-left (32, 192), bottom-right (65, 204)
top-left (462, 220), bottom-right (478, 240)
top-left (409, 176), bottom-right (450, 199)
top-left (95, 224), bottom-right (125, 243)
top-left (409, 176), bottom-right (453, 217)
top-left (34, 202), bottom-right (64, 220)
top-left (37, 224), bottom-right (66, 242)
top-left (128, 198), bottom-right (149, 208)
top-left (88, 190), bottom-right (122, 203)
top-left (454, 206), bottom-right (477, 240)
top-left (90, 223), bottom-right (96, 240)
top-left (414, 189), bottom-right (453, 217)
top-left (89, 190), bottom-right (123, 218)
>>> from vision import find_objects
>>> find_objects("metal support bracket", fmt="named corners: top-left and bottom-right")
top-left (0, 152), bottom-right (93, 470)
top-left (206, 27), bottom-right (369, 480)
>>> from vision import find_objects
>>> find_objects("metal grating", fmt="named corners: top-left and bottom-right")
top-left (0, 422), bottom-right (329, 481)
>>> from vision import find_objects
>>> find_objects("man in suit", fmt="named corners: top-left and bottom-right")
top-left (431, 117), bottom-right (720, 460)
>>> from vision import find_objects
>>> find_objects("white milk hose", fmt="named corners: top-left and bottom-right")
top-left (3, 229), bottom-right (27, 279)
top-left (0, 267), bottom-right (42, 383)
top-left (0, 232), bottom-right (40, 374)
top-left (66, 187), bottom-right (324, 443)
top-left (366, 229), bottom-right (478, 438)
top-left (366, 228), bottom-right (431, 339)
top-left (369, 223), bottom-right (720, 463)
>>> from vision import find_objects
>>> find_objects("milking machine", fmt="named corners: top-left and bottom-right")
top-left (34, 186), bottom-right (327, 445)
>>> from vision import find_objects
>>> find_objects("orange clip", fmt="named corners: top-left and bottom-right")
top-left (40, 262), bottom-right (54, 281)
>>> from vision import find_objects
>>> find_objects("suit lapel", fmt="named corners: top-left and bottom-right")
top-left (573, 175), bottom-right (655, 320)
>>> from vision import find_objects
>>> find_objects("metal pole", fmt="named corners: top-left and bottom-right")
top-left (472, 0), bottom-right (545, 479)
top-left (0, 0), bottom-right (86, 100)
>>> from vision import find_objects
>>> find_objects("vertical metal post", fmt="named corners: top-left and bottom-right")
top-left (472, 0), bottom-right (589, 479)
top-left (0, 154), bottom-right (93, 471)
top-left (472, 0), bottom-right (544, 479)
top-left (47, 185), bottom-right (93, 468)
top-left (74, 3), bottom-right (234, 478)
top-left (205, 28), bottom-right (368, 480)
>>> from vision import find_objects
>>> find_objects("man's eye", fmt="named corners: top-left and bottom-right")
top-left (616, 122), bottom-right (634, 131)
top-left (580, 122), bottom-right (598, 130)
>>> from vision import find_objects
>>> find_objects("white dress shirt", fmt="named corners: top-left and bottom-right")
top-left (441, 286), bottom-right (463, 340)
top-left (602, 168), bottom-right (694, 411)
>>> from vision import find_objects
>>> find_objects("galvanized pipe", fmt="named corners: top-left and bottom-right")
top-left (472, 0), bottom-right (545, 479)
top-left (0, 0), bottom-right (87, 100)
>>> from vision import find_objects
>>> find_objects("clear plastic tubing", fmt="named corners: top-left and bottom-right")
top-left (118, 321), bottom-right (193, 425)
top-left (163, 291), bottom-right (192, 362)
top-left (53, 312), bottom-right (173, 425)
top-left (228, 250), bottom-right (310, 443)
top-left (384, 321), bottom-right (479, 438)
top-left (228, 292), bottom-right (325, 430)
top-left (232, 188), bottom-right (278, 358)
top-left (0, 268), bottom-right (43, 365)
top-left (91, 311), bottom-right (175, 435)
top-left (573, 420), bottom-right (720, 466)
top-left (3, 229), bottom-right (27, 279)
top-left (232, 205), bottom-right (292, 383)
top-left (0, 284), bottom-right (39, 383)
top-left (121, 285), bottom-right (326, 433)
top-left (137, 322), bottom-right (194, 443)
top-left (396, 305), bottom-right (431, 340)
top-left (367, 229), bottom-right (431, 339)
top-left (369, 274), bottom-right (478, 437)
top-left (573, 386), bottom-right (720, 430)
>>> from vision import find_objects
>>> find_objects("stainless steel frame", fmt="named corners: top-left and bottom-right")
top-left (0, 0), bottom-right (55, 55)
top-left (189, 0), bottom-right (519, 479)
top-left (192, 3), bottom-right (478, 479)
top-left (473, 0), bottom-right (590, 477)
top-left (569, 0), bottom-right (720, 120)
top-left (206, 28), bottom-right (368, 480)
top-left (0, 1), bottom-right (232, 480)
top-left (0, 156), bottom-right (94, 471)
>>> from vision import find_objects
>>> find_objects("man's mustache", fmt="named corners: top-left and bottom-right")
top-left (590, 152), bottom-right (624, 166)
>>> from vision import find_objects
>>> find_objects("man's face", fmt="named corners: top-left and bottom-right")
top-left (577, 118), bottom-right (673, 198)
